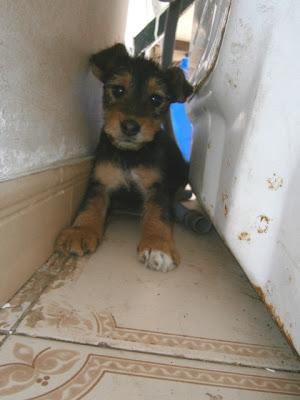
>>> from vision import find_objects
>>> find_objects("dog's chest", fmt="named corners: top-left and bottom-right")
top-left (94, 162), bottom-right (161, 192)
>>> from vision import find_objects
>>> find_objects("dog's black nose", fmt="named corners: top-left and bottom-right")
top-left (121, 119), bottom-right (140, 136)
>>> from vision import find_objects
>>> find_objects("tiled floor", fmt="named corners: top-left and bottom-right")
top-left (0, 215), bottom-right (299, 399)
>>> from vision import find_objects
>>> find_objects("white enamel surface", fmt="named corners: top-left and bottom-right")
top-left (188, 0), bottom-right (300, 353)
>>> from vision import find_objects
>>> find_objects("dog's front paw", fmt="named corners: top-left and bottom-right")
top-left (138, 239), bottom-right (180, 272)
top-left (55, 226), bottom-right (100, 256)
top-left (139, 249), bottom-right (177, 272)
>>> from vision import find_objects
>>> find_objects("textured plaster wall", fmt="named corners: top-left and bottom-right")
top-left (0, 0), bottom-right (128, 180)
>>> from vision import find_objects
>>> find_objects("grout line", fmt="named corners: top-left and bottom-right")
top-left (11, 331), bottom-right (300, 375)
top-left (0, 334), bottom-right (11, 349)
top-left (2, 253), bottom-right (299, 374)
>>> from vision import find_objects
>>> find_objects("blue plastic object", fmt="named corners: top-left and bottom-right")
top-left (170, 56), bottom-right (193, 161)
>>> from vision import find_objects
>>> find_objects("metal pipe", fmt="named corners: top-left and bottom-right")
top-left (161, 0), bottom-right (183, 69)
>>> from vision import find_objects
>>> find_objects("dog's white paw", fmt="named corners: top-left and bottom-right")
top-left (139, 249), bottom-right (176, 272)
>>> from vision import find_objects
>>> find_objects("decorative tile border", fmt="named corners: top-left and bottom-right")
top-left (0, 341), bottom-right (299, 399)
top-left (18, 301), bottom-right (300, 370)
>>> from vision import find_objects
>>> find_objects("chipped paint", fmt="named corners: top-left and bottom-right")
top-left (222, 192), bottom-right (229, 217)
top-left (256, 215), bottom-right (270, 233)
top-left (253, 285), bottom-right (298, 355)
top-left (226, 74), bottom-right (238, 89)
top-left (238, 232), bottom-right (251, 241)
top-left (222, 192), bottom-right (229, 202)
top-left (267, 174), bottom-right (283, 191)
top-left (224, 204), bottom-right (228, 216)
top-left (188, 0), bottom-right (300, 355)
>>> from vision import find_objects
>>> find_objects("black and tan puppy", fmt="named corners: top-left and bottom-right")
top-left (55, 43), bottom-right (193, 272)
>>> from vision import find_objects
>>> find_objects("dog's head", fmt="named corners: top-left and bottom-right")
top-left (90, 43), bottom-right (193, 151)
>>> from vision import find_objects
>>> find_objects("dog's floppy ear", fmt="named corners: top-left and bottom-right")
top-left (165, 67), bottom-right (193, 103)
top-left (90, 43), bottom-right (129, 81)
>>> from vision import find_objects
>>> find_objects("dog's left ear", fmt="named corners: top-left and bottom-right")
top-left (165, 67), bottom-right (193, 103)
top-left (90, 43), bottom-right (129, 82)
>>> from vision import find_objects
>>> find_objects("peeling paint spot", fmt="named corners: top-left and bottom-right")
top-left (207, 140), bottom-right (212, 149)
top-left (238, 232), bottom-right (251, 241)
top-left (256, 215), bottom-right (270, 233)
top-left (253, 285), bottom-right (296, 353)
top-left (224, 204), bottom-right (228, 217)
top-left (258, 3), bottom-right (274, 13)
top-left (222, 193), bottom-right (229, 217)
top-left (267, 174), bottom-right (283, 191)
top-left (222, 192), bottom-right (229, 202)
top-left (227, 77), bottom-right (237, 88)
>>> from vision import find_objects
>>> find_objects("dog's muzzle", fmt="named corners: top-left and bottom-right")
top-left (120, 119), bottom-right (140, 137)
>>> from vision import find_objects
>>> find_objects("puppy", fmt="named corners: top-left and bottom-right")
top-left (55, 43), bottom-right (193, 272)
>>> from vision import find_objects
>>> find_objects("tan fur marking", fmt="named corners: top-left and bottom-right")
top-left (133, 166), bottom-right (161, 191)
top-left (73, 195), bottom-right (107, 232)
top-left (108, 72), bottom-right (132, 90)
top-left (138, 117), bottom-right (161, 142)
top-left (104, 109), bottom-right (161, 147)
top-left (94, 161), bottom-right (126, 190)
top-left (104, 109), bottom-right (126, 144)
top-left (138, 202), bottom-right (180, 265)
top-left (147, 77), bottom-right (166, 97)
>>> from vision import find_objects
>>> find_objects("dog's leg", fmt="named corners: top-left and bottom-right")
top-left (138, 192), bottom-right (179, 272)
top-left (55, 185), bottom-right (108, 256)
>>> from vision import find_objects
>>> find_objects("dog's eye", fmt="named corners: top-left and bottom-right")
top-left (111, 85), bottom-right (125, 98)
top-left (150, 94), bottom-right (164, 107)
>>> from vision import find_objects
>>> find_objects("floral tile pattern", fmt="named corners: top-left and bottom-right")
top-left (0, 336), bottom-right (299, 400)
top-left (16, 216), bottom-right (300, 370)
top-left (17, 300), bottom-right (300, 371)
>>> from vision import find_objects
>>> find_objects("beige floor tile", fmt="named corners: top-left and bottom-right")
top-left (0, 335), bottom-right (299, 399)
top-left (16, 215), bottom-right (300, 370)
top-left (0, 254), bottom-right (70, 333)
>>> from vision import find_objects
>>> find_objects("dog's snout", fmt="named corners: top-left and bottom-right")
top-left (121, 119), bottom-right (140, 136)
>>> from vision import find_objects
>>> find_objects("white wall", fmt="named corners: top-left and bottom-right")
top-left (0, 0), bottom-right (128, 180)
top-left (189, 0), bottom-right (300, 353)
